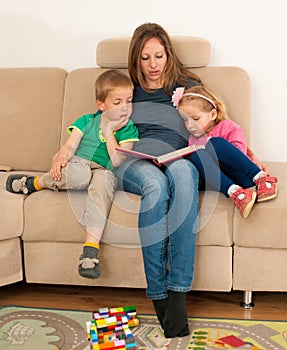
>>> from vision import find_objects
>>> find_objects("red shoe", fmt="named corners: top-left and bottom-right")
top-left (255, 175), bottom-right (278, 202)
top-left (231, 188), bottom-right (257, 218)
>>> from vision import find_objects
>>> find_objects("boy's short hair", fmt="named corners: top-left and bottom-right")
top-left (95, 69), bottom-right (133, 102)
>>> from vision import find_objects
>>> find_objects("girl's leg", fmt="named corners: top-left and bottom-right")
top-left (191, 139), bottom-right (258, 218)
top-left (206, 137), bottom-right (261, 188)
top-left (190, 148), bottom-right (234, 197)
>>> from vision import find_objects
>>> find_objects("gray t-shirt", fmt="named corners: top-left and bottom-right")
top-left (131, 84), bottom-right (196, 156)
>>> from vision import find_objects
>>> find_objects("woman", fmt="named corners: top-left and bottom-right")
top-left (115, 23), bottom-right (201, 338)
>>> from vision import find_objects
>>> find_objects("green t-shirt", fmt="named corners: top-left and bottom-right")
top-left (68, 111), bottom-right (139, 170)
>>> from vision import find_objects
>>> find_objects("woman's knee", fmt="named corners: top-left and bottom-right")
top-left (116, 159), bottom-right (170, 199)
top-left (168, 159), bottom-right (199, 182)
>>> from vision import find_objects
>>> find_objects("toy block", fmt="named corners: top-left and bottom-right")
top-left (88, 305), bottom-right (139, 350)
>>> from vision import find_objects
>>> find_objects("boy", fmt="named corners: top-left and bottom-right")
top-left (6, 69), bottom-right (139, 279)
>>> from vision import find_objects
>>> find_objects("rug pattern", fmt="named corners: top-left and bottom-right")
top-left (0, 306), bottom-right (287, 350)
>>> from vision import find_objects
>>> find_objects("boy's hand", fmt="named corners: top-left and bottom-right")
top-left (49, 152), bottom-right (68, 181)
top-left (101, 116), bottom-right (129, 138)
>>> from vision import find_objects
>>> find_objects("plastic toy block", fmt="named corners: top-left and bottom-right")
top-left (88, 306), bottom-right (139, 350)
top-left (99, 339), bottom-right (126, 349)
top-left (219, 335), bottom-right (246, 347)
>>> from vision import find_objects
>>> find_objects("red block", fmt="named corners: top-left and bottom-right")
top-left (219, 335), bottom-right (246, 347)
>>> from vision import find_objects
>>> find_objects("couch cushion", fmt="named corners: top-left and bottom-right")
top-left (22, 185), bottom-right (233, 247)
top-left (0, 68), bottom-right (67, 172)
top-left (96, 36), bottom-right (211, 69)
top-left (0, 238), bottom-right (23, 286)
top-left (234, 162), bottom-right (287, 248)
top-left (0, 172), bottom-right (24, 240)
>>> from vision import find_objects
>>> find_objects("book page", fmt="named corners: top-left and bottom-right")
top-left (157, 145), bottom-right (199, 163)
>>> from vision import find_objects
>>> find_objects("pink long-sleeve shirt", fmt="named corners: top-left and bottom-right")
top-left (188, 119), bottom-right (248, 155)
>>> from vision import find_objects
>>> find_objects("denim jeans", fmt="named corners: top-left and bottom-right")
top-left (190, 137), bottom-right (261, 197)
top-left (116, 158), bottom-right (199, 300)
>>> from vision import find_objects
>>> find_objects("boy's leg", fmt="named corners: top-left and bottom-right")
top-left (6, 174), bottom-right (44, 194)
top-left (6, 156), bottom-right (91, 194)
top-left (78, 165), bottom-right (117, 279)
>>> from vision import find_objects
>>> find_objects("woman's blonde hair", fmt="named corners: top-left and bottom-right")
top-left (95, 69), bottom-right (133, 102)
top-left (128, 23), bottom-right (201, 94)
top-left (178, 85), bottom-right (230, 125)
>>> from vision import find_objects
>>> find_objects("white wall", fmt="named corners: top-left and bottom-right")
top-left (1, 0), bottom-right (286, 161)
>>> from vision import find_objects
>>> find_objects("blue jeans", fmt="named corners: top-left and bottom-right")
top-left (191, 137), bottom-right (261, 197)
top-left (116, 158), bottom-right (199, 300)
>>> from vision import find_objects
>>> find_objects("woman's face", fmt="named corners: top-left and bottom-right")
top-left (140, 37), bottom-right (167, 89)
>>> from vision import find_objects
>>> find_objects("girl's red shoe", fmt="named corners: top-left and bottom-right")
top-left (255, 175), bottom-right (278, 202)
top-left (231, 188), bottom-right (257, 218)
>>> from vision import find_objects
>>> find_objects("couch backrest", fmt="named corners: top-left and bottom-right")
top-left (62, 36), bottom-right (250, 147)
top-left (0, 67), bottom-right (67, 172)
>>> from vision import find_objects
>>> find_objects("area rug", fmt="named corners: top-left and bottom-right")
top-left (0, 306), bottom-right (287, 350)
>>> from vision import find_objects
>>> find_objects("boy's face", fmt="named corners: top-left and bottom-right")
top-left (97, 87), bottom-right (133, 122)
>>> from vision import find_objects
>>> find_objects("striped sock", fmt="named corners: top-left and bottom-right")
top-left (26, 176), bottom-right (38, 193)
top-left (84, 242), bottom-right (100, 250)
top-left (33, 176), bottom-right (42, 191)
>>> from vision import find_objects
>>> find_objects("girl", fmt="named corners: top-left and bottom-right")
top-left (172, 85), bottom-right (278, 218)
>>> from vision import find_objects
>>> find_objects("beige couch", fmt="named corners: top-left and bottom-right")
top-left (1, 36), bottom-right (286, 307)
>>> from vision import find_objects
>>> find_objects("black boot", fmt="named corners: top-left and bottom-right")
top-left (152, 298), bottom-right (168, 328)
top-left (163, 290), bottom-right (189, 338)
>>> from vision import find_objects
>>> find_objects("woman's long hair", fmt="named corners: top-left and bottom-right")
top-left (128, 23), bottom-right (201, 94)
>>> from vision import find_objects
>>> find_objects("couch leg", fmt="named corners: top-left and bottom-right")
top-left (240, 290), bottom-right (255, 309)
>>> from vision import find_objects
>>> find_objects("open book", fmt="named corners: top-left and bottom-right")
top-left (116, 144), bottom-right (204, 166)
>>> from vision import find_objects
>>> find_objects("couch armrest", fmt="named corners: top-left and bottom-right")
top-left (0, 165), bottom-right (13, 172)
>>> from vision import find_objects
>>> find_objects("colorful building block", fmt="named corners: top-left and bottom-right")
top-left (86, 306), bottom-right (139, 350)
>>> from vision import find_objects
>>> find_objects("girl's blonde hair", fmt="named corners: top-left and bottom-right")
top-left (128, 22), bottom-right (201, 94)
top-left (178, 85), bottom-right (230, 125)
top-left (95, 69), bottom-right (133, 102)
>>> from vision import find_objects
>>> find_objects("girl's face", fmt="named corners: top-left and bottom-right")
top-left (179, 102), bottom-right (217, 138)
top-left (140, 37), bottom-right (167, 89)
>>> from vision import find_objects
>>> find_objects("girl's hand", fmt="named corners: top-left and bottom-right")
top-left (247, 147), bottom-right (269, 173)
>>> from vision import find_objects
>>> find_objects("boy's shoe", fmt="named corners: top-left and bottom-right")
top-left (255, 175), bottom-right (278, 202)
top-left (78, 247), bottom-right (100, 279)
top-left (231, 188), bottom-right (257, 219)
top-left (6, 174), bottom-right (36, 194)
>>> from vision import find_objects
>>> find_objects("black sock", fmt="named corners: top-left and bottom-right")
top-left (152, 298), bottom-right (168, 328)
top-left (163, 290), bottom-right (189, 338)
top-left (82, 245), bottom-right (99, 259)
top-left (26, 176), bottom-right (37, 193)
